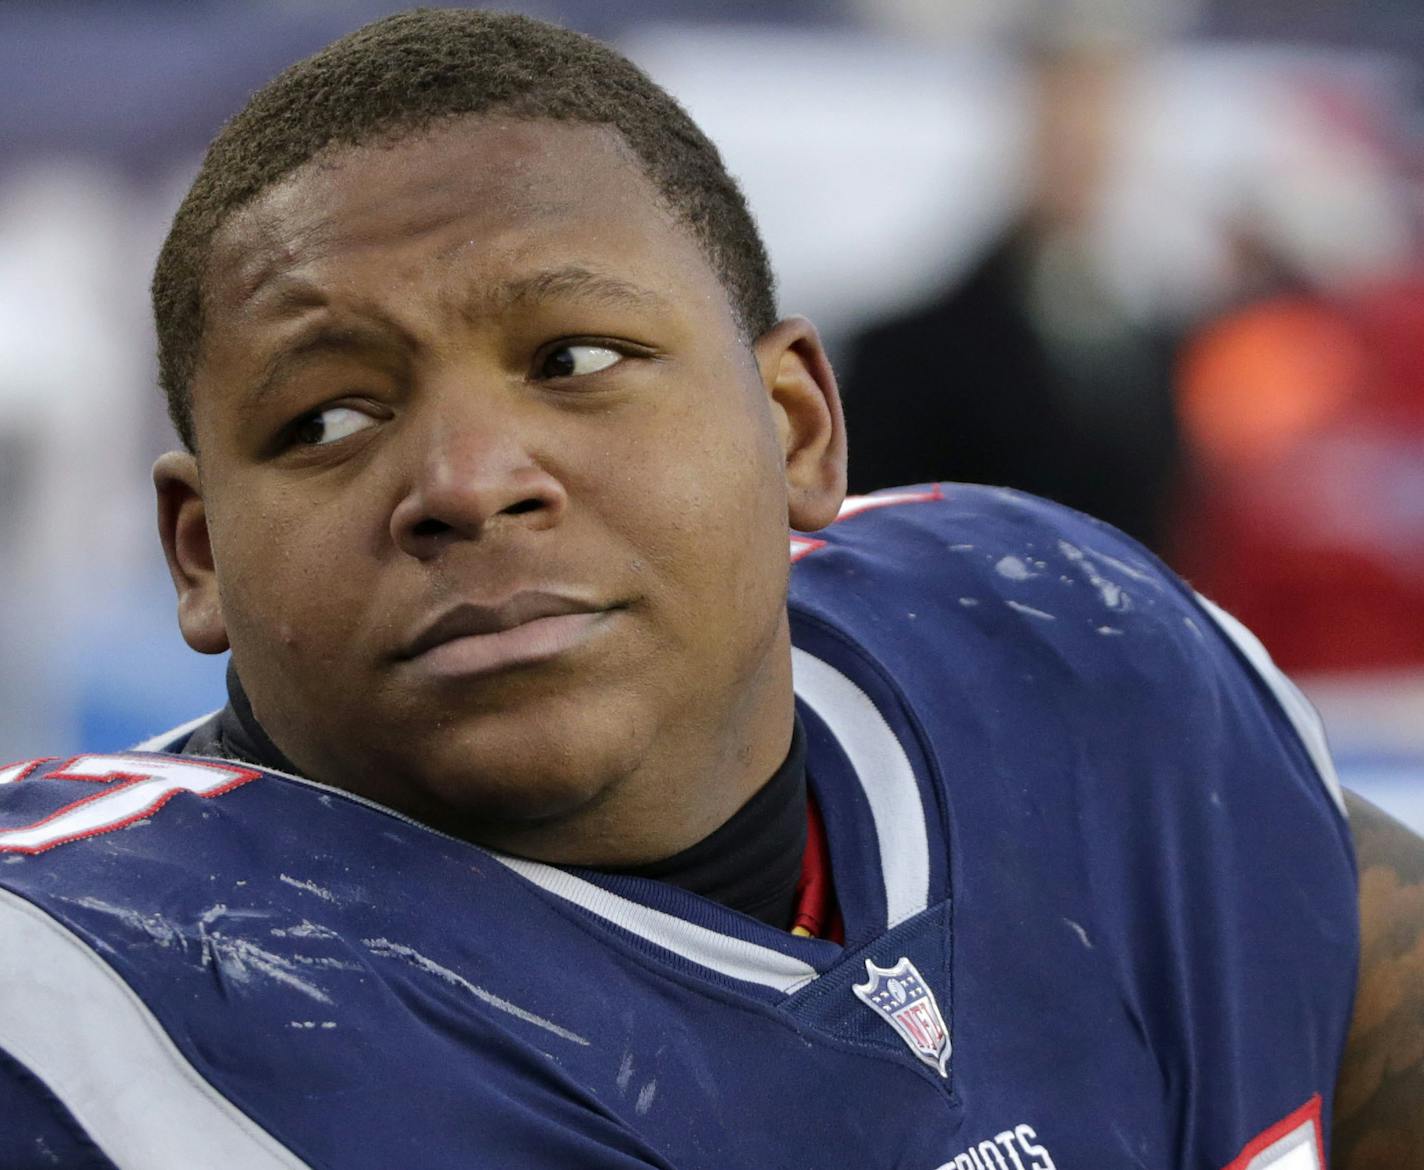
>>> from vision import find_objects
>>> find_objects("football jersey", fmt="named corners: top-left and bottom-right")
top-left (0, 485), bottom-right (1357, 1170)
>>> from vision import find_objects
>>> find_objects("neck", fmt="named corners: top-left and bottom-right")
top-left (462, 628), bottom-right (798, 867)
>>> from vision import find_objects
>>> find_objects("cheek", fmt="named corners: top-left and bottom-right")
top-left (209, 488), bottom-right (374, 661)
top-left (612, 401), bottom-right (788, 631)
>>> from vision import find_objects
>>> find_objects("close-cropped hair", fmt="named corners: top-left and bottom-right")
top-left (152, 7), bottom-right (778, 451)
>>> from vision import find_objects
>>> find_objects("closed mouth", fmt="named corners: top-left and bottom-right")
top-left (396, 594), bottom-right (620, 678)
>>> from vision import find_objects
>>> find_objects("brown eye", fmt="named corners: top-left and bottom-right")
top-left (292, 406), bottom-right (376, 446)
top-left (540, 344), bottom-right (622, 379)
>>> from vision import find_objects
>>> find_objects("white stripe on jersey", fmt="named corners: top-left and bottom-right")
top-left (792, 646), bottom-right (932, 928)
top-left (0, 888), bottom-right (312, 1170)
top-left (130, 709), bottom-right (223, 753)
top-left (1197, 595), bottom-right (1348, 818)
top-left (495, 856), bottom-right (820, 994)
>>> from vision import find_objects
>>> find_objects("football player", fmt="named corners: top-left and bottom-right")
top-left (0, 10), bottom-right (1419, 1168)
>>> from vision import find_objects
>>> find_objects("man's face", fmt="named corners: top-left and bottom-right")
top-left (158, 117), bottom-right (844, 863)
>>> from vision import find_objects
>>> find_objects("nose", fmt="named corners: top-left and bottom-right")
top-left (389, 398), bottom-right (568, 559)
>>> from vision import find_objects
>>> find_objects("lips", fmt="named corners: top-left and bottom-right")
top-left (396, 592), bottom-right (614, 677)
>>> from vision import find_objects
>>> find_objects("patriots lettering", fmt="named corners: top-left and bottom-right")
top-left (934, 1123), bottom-right (1057, 1170)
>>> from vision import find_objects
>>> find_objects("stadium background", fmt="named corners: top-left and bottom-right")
top-left (2, 0), bottom-right (1422, 830)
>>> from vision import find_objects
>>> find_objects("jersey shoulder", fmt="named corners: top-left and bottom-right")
top-left (791, 483), bottom-right (1359, 1159)
top-left (0, 752), bottom-right (682, 1169)
top-left (791, 481), bottom-right (1344, 821)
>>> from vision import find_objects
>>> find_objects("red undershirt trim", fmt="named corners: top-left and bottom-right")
top-left (791, 796), bottom-right (844, 943)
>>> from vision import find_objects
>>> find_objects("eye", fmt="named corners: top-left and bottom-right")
top-left (291, 405), bottom-right (378, 447)
top-left (539, 343), bottom-right (623, 379)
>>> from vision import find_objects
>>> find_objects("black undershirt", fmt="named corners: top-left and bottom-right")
top-left (182, 663), bottom-right (808, 930)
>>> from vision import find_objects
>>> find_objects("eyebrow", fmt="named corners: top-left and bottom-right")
top-left (245, 317), bottom-right (413, 412)
top-left (489, 265), bottom-right (672, 315)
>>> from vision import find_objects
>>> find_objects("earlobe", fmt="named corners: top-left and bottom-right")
top-left (753, 316), bottom-right (847, 533)
top-left (153, 451), bottom-right (230, 655)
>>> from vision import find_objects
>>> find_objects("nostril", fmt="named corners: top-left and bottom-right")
top-left (412, 518), bottom-right (451, 539)
top-left (503, 498), bottom-right (543, 516)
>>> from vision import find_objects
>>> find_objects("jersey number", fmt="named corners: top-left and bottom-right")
top-left (0, 755), bottom-right (259, 855)
top-left (1223, 1096), bottom-right (1324, 1170)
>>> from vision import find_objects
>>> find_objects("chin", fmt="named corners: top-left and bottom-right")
top-left (376, 712), bottom-right (649, 834)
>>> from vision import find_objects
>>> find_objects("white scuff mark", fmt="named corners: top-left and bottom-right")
top-left (1210, 791), bottom-right (1223, 809)
top-left (958, 597), bottom-right (980, 608)
top-left (948, 543), bottom-right (975, 552)
top-left (1006, 601), bottom-right (1056, 621)
top-left (33, 1134), bottom-right (60, 1166)
top-left (288, 1020), bottom-right (338, 1030)
top-left (3, 856), bottom-right (24, 865)
top-left (1087, 548), bottom-right (1156, 584)
top-left (906, 612), bottom-right (918, 620)
top-left (235, 880), bottom-right (248, 887)
top-left (1062, 918), bottom-right (1094, 949)
top-left (1057, 541), bottom-right (1130, 612)
top-left (290, 953), bottom-right (363, 973)
top-left (270, 920), bottom-right (339, 940)
top-left (616, 1051), bottom-right (635, 1094)
top-left (199, 904), bottom-right (273, 928)
top-left (62, 896), bottom-right (187, 951)
top-left (635, 1080), bottom-right (658, 1115)
top-left (1183, 617), bottom-right (1204, 640)
top-left (1096, 626), bottom-right (1125, 637)
top-left (995, 555), bottom-right (1037, 582)
top-left (279, 874), bottom-right (336, 902)
top-left (362, 938), bottom-right (589, 1046)
top-left (317, 795), bottom-right (335, 807)
top-left (200, 930), bottom-right (334, 1005)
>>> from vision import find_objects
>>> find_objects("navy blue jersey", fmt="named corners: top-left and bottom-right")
top-left (0, 486), bottom-right (1356, 1169)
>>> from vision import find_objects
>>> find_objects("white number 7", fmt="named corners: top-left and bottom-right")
top-left (0, 755), bottom-right (259, 855)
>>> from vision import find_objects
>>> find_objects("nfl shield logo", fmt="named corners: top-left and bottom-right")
top-left (852, 957), bottom-right (951, 1077)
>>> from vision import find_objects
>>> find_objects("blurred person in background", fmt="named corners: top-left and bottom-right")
top-left (1162, 56), bottom-right (1424, 677)
top-left (1157, 37), bottom-right (1424, 831)
top-left (840, 0), bottom-right (1424, 833)
top-left (1170, 274), bottom-right (1424, 675)
top-left (841, 0), bottom-right (1190, 551)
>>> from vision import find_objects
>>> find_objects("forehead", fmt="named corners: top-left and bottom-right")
top-left (206, 117), bottom-right (721, 322)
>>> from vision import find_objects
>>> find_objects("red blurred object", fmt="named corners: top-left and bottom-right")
top-left (1170, 281), bottom-right (1424, 673)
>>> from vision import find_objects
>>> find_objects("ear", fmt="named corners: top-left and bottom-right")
top-left (153, 451), bottom-right (229, 655)
top-left (753, 316), bottom-right (847, 533)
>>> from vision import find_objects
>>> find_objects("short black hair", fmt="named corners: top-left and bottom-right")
top-left (152, 7), bottom-right (778, 451)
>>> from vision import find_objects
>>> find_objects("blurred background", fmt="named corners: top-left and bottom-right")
top-left (2, 0), bottom-right (1422, 830)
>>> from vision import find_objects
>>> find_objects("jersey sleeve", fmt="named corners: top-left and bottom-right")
top-left (1061, 518), bottom-right (1359, 1164)
top-left (0, 1047), bottom-right (121, 1170)
top-left (1195, 592), bottom-right (1346, 818)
